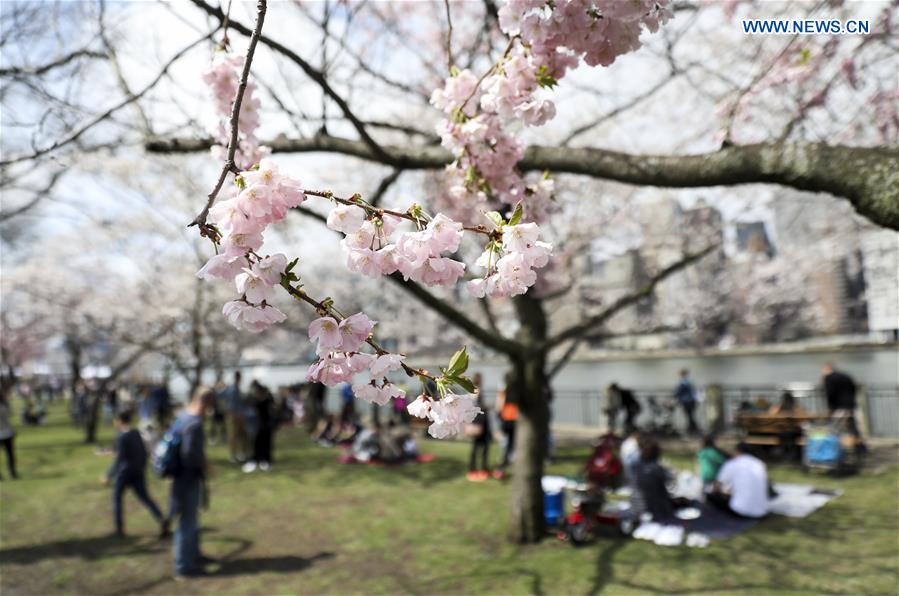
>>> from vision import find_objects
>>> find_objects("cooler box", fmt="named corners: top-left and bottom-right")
top-left (542, 476), bottom-right (567, 527)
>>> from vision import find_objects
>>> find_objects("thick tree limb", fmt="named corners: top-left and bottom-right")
top-left (386, 273), bottom-right (524, 356)
top-left (147, 134), bottom-right (899, 230)
top-left (540, 245), bottom-right (718, 352)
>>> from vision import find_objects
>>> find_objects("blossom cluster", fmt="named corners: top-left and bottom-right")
top-left (406, 393), bottom-right (482, 438)
top-left (305, 312), bottom-right (407, 405)
top-left (202, 52), bottom-right (269, 170)
top-left (431, 0), bottom-right (671, 220)
top-left (327, 206), bottom-right (467, 287)
top-left (498, 0), bottom-right (672, 69)
top-left (468, 222), bottom-right (552, 298)
top-left (197, 158), bottom-right (306, 332)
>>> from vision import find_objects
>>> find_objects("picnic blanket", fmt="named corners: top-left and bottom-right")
top-left (631, 482), bottom-right (841, 548)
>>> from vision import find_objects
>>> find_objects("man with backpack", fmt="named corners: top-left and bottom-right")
top-left (104, 411), bottom-right (167, 538)
top-left (168, 386), bottom-right (215, 579)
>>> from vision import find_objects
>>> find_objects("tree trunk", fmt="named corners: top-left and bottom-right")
top-left (508, 294), bottom-right (550, 543)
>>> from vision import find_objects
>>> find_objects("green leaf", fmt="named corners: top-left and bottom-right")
top-left (450, 375), bottom-right (476, 394)
top-left (445, 347), bottom-right (469, 377)
top-left (450, 65), bottom-right (460, 77)
top-left (536, 65), bottom-right (558, 89)
top-left (285, 257), bottom-right (299, 273)
top-left (485, 211), bottom-right (505, 228)
top-left (508, 202), bottom-right (524, 226)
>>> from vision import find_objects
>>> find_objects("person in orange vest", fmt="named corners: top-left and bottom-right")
top-left (493, 372), bottom-right (519, 479)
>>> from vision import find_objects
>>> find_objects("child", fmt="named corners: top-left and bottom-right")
top-left (697, 434), bottom-right (729, 488)
top-left (104, 411), bottom-right (168, 538)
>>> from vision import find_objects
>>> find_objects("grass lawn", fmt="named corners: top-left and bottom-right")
top-left (1, 404), bottom-right (897, 595)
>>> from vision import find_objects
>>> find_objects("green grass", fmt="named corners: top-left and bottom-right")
top-left (1, 404), bottom-right (897, 595)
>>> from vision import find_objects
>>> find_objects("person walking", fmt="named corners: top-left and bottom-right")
top-left (466, 374), bottom-right (491, 481)
top-left (822, 363), bottom-right (865, 449)
top-left (674, 369), bottom-right (701, 436)
top-left (603, 383), bottom-right (622, 433)
top-left (104, 411), bottom-right (167, 537)
top-left (0, 392), bottom-right (18, 480)
top-left (170, 386), bottom-right (214, 579)
top-left (243, 381), bottom-right (275, 473)
top-left (221, 372), bottom-right (247, 463)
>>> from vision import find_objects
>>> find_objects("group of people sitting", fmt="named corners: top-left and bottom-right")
top-left (620, 431), bottom-right (770, 522)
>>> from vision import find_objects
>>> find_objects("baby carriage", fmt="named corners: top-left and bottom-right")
top-left (561, 435), bottom-right (632, 545)
top-left (645, 396), bottom-right (678, 437)
top-left (803, 412), bottom-right (861, 474)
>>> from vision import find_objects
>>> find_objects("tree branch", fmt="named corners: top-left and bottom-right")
top-left (0, 33), bottom-right (213, 167)
top-left (189, 0), bottom-right (392, 164)
top-left (386, 273), bottom-right (523, 356)
top-left (540, 245), bottom-right (718, 352)
top-left (190, 0), bottom-right (267, 231)
top-left (148, 133), bottom-right (899, 230)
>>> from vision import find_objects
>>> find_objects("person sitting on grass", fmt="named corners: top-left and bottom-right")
top-left (633, 436), bottom-right (678, 522)
top-left (103, 410), bottom-right (168, 538)
top-left (706, 442), bottom-right (769, 518)
top-left (697, 434), bottom-right (729, 489)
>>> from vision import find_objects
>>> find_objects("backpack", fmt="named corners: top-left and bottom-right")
top-left (152, 428), bottom-right (182, 477)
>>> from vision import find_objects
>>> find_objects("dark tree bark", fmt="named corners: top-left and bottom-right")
top-left (508, 294), bottom-right (550, 543)
top-left (146, 135), bottom-right (899, 231)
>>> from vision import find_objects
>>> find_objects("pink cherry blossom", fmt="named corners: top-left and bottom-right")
top-left (370, 354), bottom-right (405, 378)
top-left (253, 253), bottom-right (287, 285)
top-left (309, 317), bottom-right (342, 354)
top-left (235, 268), bottom-right (275, 304)
top-left (338, 313), bottom-right (376, 352)
top-left (222, 301), bottom-right (286, 333)
top-left (327, 205), bottom-right (366, 234)
top-left (197, 253), bottom-right (249, 280)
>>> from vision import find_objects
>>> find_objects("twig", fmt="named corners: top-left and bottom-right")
top-left (190, 0), bottom-right (268, 235)
top-left (0, 34), bottom-right (212, 167)
top-left (443, 0), bottom-right (454, 74)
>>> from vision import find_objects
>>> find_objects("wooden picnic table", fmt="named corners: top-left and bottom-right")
top-left (735, 411), bottom-right (829, 448)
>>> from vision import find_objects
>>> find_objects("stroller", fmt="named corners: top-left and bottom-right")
top-left (645, 396), bottom-right (678, 437)
top-left (561, 435), bottom-right (632, 545)
top-left (803, 411), bottom-right (862, 474)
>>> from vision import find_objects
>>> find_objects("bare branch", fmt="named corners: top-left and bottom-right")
top-left (0, 49), bottom-right (106, 77)
top-left (540, 245), bottom-right (718, 352)
top-left (0, 33), bottom-right (213, 167)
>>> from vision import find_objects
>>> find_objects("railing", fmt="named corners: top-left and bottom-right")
top-left (546, 384), bottom-right (899, 438)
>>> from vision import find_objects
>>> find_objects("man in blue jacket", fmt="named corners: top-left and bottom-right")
top-left (170, 387), bottom-right (215, 579)
top-left (674, 369), bottom-right (701, 436)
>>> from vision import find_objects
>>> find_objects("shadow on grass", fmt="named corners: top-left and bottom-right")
top-left (214, 551), bottom-right (335, 576)
top-left (0, 534), bottom-right (165, 565)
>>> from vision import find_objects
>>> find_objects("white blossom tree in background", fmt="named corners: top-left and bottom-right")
top-left (1, 0), bottom-right (897, 541)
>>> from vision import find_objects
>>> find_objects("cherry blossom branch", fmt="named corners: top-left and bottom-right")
top-left (290, 204), bottom-right (519, 356)
top-left (277, 278), bottom-right (437, 381)
top-left (302, 189), bottom-right (494, 236)
top-left (189, 0), bottom-right (392, 164)
top-left (190, 0), bottom-right (267, 235)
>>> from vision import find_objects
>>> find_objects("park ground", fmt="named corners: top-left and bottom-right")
top-left (1, 404), bottom-right (898, 595)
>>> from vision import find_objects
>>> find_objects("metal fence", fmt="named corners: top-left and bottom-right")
top-left (549, 384), bottom-right (899, 438)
